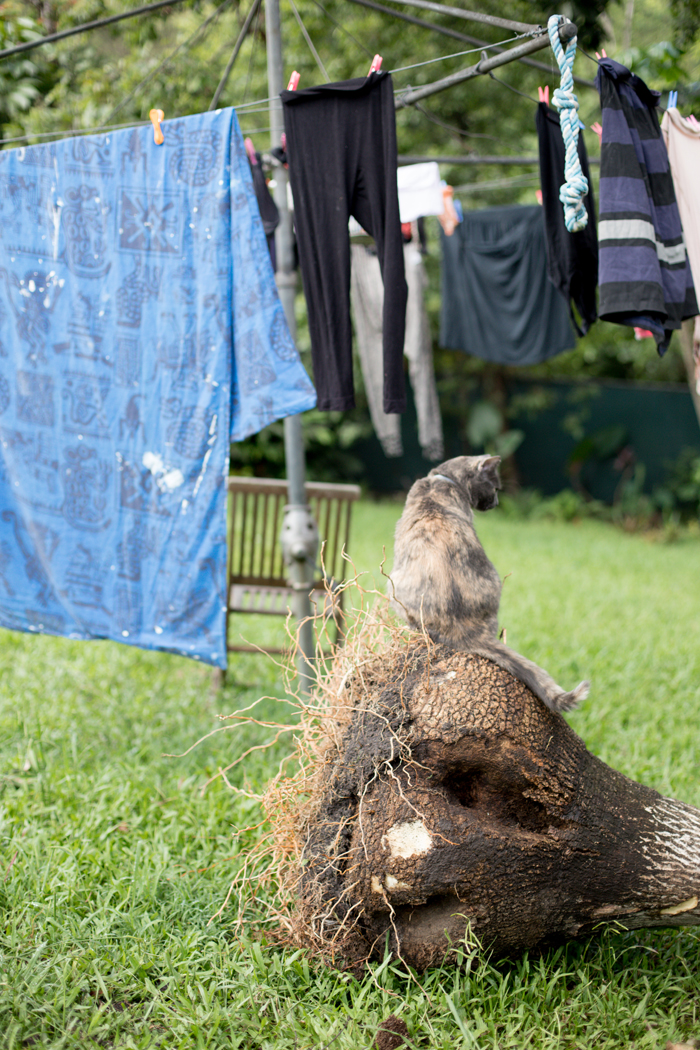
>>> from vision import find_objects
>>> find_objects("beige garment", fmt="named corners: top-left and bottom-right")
top-left (350, 237), bottom-right (444, 460)
top-left (662, 109), bottom-right (700, 291)
top-left (662, 110), bottom-right (700, 391)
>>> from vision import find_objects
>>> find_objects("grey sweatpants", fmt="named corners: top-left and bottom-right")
top-left (350, 240), bottom-right (444, 459)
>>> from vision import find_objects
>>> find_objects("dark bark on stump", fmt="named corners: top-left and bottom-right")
top-left (302, 646), bottom-right (700, 970)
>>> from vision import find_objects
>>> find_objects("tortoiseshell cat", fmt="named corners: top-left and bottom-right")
top-left (390, 454), bottom-right (589, 713)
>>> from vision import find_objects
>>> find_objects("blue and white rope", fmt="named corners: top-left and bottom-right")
top-left (547, 14), bottom-right (589, 232)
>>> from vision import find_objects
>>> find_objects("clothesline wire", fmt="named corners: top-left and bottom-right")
top-left (388, 31), bottom-right (533, 74)
top-left (0, 0), bottom-right (192, 61)
top-left (0, 15), bottom-right (600, 146)
top-left (0, 120), bottom-right (150, 146)
top-left (242, 0), bottom-right (264, 101)
top-left (106, 0), bottom-right (235, 125)
top-left (453, 171), bottom-right (541, 192)
top-left (576, 44), bottom-right (601, 65)
top-left (307, 0), bottom-right (374, 59)
top-left (414, 102), bottom-right (502, 142)
top-left (209, 0), bottom-right (263, 111)
top-left (288, 0), bottom-right (331, 82)
top-left (487, 70), bottom-right (540, 105)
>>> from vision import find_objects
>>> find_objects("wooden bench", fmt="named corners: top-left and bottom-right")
top-left (222, 475), bottom-right (361, 658)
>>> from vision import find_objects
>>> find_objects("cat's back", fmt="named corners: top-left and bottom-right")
top-left (392, 476), bottom-right (480, 580)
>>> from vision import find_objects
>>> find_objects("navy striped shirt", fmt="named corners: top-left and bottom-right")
top-left (596, 58), bottom-right (697, 354)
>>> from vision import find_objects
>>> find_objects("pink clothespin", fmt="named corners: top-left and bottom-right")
top-left (244, 137), bottom-right (257, 165)
top-left (538, 85), bottom-right (549, 105)
top-left (687, 114), bottom-right (700, 129)
top-left (368, 54), bottom-right (382, 75)
top-left (595, 48), bottom-right (608, 60)
top-left (287, 71), bottom-right (300, 91)
top-left (591, 121), bottom-right (603, 142)
top-left (535, 189), bottom-right (543, 205)
top-left (149, 108), bottom-right (165, 145)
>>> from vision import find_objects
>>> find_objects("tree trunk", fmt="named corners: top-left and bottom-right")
top-left (302, 646), bottom-right (700, 970)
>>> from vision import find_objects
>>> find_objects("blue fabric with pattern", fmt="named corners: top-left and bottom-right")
top-left (0, 108), bottom-right (316, 667)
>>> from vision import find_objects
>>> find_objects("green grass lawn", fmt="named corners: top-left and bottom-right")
top-left (1, 501), bottom-right (699, 1048)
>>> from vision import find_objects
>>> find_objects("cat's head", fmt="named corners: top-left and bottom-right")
top-left (428, 454), bottom-right (502, 511)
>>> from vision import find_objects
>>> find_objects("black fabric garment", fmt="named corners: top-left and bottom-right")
top-left (536, 102), bottom-right (598, 335)
top-left (249, 150), bottom-right (279, 268)
top-left (440, 204), bottom-right (576, 365)
top-left (596, 58), bottom-right (697, 354)
top-left (281, 71), bottom-right (407, 412)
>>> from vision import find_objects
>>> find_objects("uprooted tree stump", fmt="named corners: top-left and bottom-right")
top-left (267, 636), bottom-right (700, 971)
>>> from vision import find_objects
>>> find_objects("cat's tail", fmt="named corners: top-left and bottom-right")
top-left (468, 637), bottom-right (589, 714)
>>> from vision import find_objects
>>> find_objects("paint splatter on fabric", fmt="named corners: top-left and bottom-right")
top-left (0, 108), bottom-right (316, 667)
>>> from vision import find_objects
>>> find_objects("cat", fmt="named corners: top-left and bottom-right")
top-left (389, 454), bottom-right (589, 713)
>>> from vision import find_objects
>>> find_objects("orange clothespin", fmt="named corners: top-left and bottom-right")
top-left (368, 54), bottom-right (382, 75)
top-left (538, 85), bottom-right (549, 105)
top-left (591, 121), bottom-right (603, 142)
top-left (244, 137), bottom-right (257, 165)
top-left (438, 185), bottom-right (459, 237)
top-left (149, 108), bottom-right (165, 145)
top-left (287, 71), bottom-right (300, 90)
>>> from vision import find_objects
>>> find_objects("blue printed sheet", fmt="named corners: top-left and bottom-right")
top-left (0, 109), bottom-right (316, 666)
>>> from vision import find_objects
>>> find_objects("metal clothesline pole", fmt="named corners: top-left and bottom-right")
top-left (384, 0), bottom-right (536, 34)
top-left (256, 5), bottom-right (581, 690)
top-left (398, 153), bottom-right (601, 165)
top-left (265, 0), bottom-right (317, 694)
top-left (394, 20), bottom-right (577, 107)
top-left (0, 0), bottom-right (192, 61)
top-left (343, 0), bottom-right (596, 89)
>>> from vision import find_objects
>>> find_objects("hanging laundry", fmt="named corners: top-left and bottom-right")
top-left (397, 162), bottom-right (444, 224)
top-left (281, 71), bottom-right (407, 413)
top-left (0, 108), bottom-right (316, 668)
top-left (536, 101), bottom-right (598, 335)
top-left (661, 108), bottom-right (700, 297)
top-left (596, 58), bottom-right (698, 353)
top-left (350, 232), bottom-right (444, 460)
top-left (246, 139), bottom-right (280, 265)
top-left (440, 205), bottom-right (576, 365)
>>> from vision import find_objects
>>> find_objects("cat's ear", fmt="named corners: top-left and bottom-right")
top-left (479, 456), bottom-right (501, 473)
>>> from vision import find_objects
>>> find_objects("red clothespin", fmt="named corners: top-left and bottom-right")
top-left (287, 71), bottom-right (300, 91)
top-left (244, 137), bottom-right (257, 165)
top-left (149, 108), bottom-right (165, 145)
top-left (368, 54), bottom-right (382, 75)
top-left (538, 86), bottom-right (549, 105)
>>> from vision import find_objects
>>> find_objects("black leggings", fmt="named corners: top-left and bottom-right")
top-left (282, 71), bottom-right (407, 413)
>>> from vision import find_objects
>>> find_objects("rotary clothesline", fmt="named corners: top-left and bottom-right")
top-left (0, 0), bottom-right (568, 62)
top-left (0, 9), bottom-right (587, 148)
top-left (343, 0), bottom-right (596, 89)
